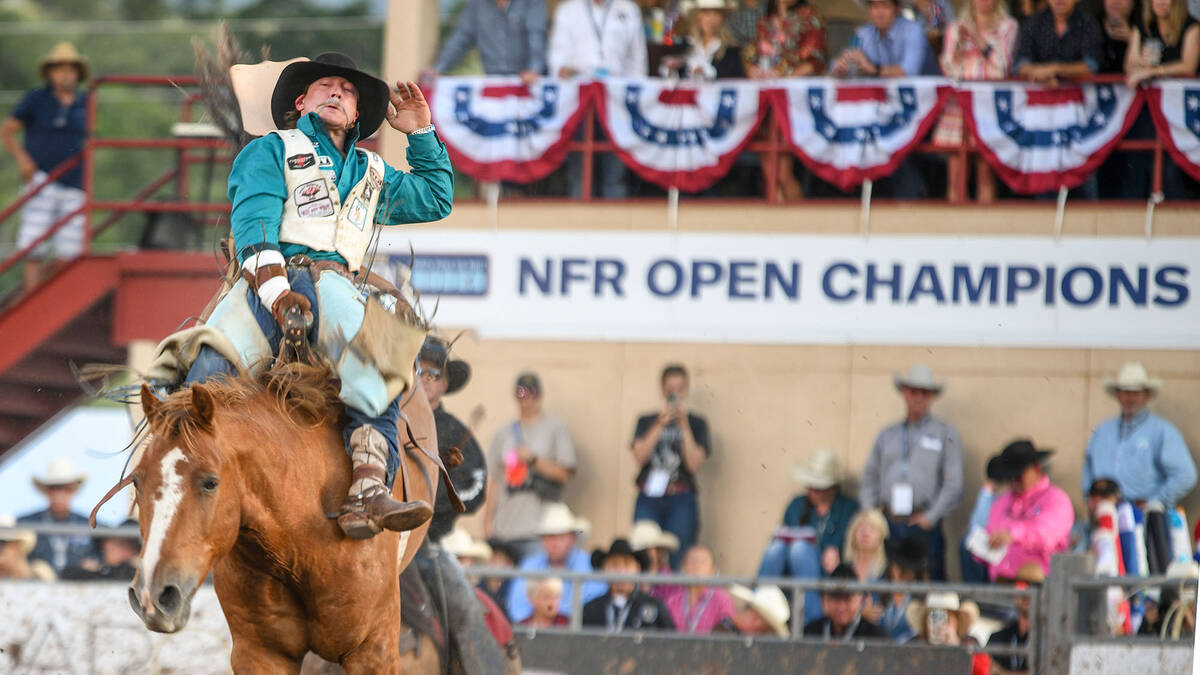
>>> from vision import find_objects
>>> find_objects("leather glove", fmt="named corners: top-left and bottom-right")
top-left (271, 290), bottom-right (313, 329)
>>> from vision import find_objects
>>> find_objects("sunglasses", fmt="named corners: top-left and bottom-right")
top-left (421, 367), bottom-right (443, 381)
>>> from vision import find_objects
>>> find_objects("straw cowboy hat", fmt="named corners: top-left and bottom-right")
top-left (440, 527), bottom-right (492, 561)
top-left (40, 41), bottom-right (90, 82)
top-left (32, 457), bottom-right (86, 490)
top-left (793, 448), bottom-right (841, 490)
top-left (893, 363), bottom-right (945, 393)
top-left (730, 584), bottom-right (791, 637)
top-left (271, 52), bottom-right (391, 138)
top-left (906, 592), bottom-right (980, 641)
top-left (1104, 362), bottom-right (1163, 396)
top-left (536, 502), bottom-right (590, 537)
top-left (419, 336), bottom-right (471, 396)
top-left (629, 520), bottom-right (680, 553)
top-left (0, 513), bottom-right (36, 556)
top-left (687, 0), bottom-right (734, 10)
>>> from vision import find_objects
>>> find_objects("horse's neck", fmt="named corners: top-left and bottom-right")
top-left (225, 413), bottom-right (345, 579)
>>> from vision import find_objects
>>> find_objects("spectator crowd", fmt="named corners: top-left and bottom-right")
top-left (421, 0), bottom-right (1200, 201)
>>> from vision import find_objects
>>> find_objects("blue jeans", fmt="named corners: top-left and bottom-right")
top-left (959, 538), bottom-right (990, 584)
top-left (888, 519), bottom-right (947, 581)
top-left (633, 492), bottom-right (698, 570)
top-left (566, 122), bottom-right (628, 199)
top-left (184, 268), bottom-right (402, 488)
top-left (758, 539), bottom-right (824, 624)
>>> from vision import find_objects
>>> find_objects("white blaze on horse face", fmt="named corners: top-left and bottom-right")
top-left (140, 447), bottom-right (188, 603)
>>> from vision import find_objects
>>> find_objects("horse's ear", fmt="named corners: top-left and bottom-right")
top-left (190, 383), bottom-right (215, 428)
top-left (140, 384), bottom-right (160, 422)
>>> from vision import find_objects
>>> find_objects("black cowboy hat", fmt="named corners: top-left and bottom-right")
top-left (985, 455), bottom-right (1008, 482)
top-left (990, 439), bottom-right (1054, 481)
top-left (591, 538), bottom-right (650, 571)
top-left (885, 535), bottom-right (929, 574)
top-left (271, 52), bottom-right (390, 138)
top-left (419, 336), bottom-right (471, 396)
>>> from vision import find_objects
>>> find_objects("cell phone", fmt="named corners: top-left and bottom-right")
top-left (928, 608), bottom-right (949, 644)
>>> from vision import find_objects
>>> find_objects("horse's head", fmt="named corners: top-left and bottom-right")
top-left (128, 383), bottom-right (240, 633)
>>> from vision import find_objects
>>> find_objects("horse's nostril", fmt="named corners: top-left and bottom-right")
top-left (157, 584), bottom-right (182, 614)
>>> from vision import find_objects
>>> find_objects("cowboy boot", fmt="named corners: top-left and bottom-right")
top-left (338, 426), bottom-right (432, 539)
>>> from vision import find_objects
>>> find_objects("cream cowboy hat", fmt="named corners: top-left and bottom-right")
top-left (0, 513), bottom-right (37, 556)
top-left (440, 527), bottom-right (492, 561)
top-left (730, 584), bottom-right (791, 637)
top-left (893, 363), bottom-right (945, 394)
top-left (629, 520), bottom-right (680, 552)
top-left (537, 502), bottom-right (590, 537)
top-left (905, 592), bottom-right (980, 641)
top-left (686, 0), bottom-right (734, 10)
top-left (793, 448), bottom-right (841, 490)
top-left (230, 57), bottom-right (309, 137)
top-left (33, 457), bottom-right (86, 490)
top-left (40, 41), bottom-right (90, 82)
top-left (1104, 362), bottom-right (1163, 396)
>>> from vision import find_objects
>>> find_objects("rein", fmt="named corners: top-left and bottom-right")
top-left (89, 474), bottom-right (134, 528)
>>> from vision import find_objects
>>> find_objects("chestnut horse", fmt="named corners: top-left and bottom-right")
top-left (122, 362), bottom-right (437, 673)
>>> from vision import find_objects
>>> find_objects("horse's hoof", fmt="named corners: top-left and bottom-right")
top-left (338, 511), bottom-right (382, 540)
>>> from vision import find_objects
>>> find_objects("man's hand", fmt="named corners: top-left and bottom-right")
top-left (516, 444), bottom-right (534, 464)
top-left (17, 154), bottom-right (36, 183)
top-left (861, 596), bottom-right (884, 623)
top-left (821, 546), bottom-right (840, 574)
top-left (557, 66), bottom-right (579, 78)
top-left (519, 70), bottom-right (540, 86)
top-left (386, 80), bottom-right (432, 133)
top-left (909, 512), bottom-right (934, 530)
top-left (1025, 64), bottom-right (1059, 85)
top-left (988, 530), bottom-right (1012, 549)
top-left (271, 290), bottom-right (313, 329)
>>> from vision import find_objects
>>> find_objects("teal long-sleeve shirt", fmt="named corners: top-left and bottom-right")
top-left (228, 112), bottom-right (453, 265)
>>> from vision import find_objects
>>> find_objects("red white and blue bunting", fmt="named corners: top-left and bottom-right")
top-left (957, 81), bottom-right (1142, 194)
top-left (428, 76), bottom-right (593, 183)
top-left (770, 77), bottom-right (951, 192)
top-left (429, 76), bottom-right (1183, 194)
top-left (594, 78), bottom-right (766, 192)
top-left (1144, 79), bottom-right (1200, 183)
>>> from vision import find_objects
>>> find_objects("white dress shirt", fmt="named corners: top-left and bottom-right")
top-left (548, 0), bottom-right (648, 78)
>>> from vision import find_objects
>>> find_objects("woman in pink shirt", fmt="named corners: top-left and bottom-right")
top-left (986, 440), bottom-right (1075, 581)
top-left (664, 544), bottom-right (734, 634)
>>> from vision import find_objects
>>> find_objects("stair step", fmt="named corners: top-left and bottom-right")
top-left (1, 354), bottom-right (82, 390)
top-left (0, 384), bottom-right (76, 419)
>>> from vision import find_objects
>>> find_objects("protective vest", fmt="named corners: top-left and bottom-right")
top-left (270, 128), bottom-right (385, 272)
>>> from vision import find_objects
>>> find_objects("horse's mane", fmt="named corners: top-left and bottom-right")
top-left (153, 361), bottom-right (344, 448)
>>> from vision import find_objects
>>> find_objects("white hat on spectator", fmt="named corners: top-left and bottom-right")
top-left (629, 520), bottom-right (680, 552)
top-left (893, 363), bottom-right (944, 394)
top-left (440, 527), bottom-right (492, 562)
top-left (0, 513), bottom-right (36, 555)
top-left (1104, 362), bottom-right (1163, 396)
top-left (730, 584), bottom-right (790, 637)
top-left (793, 448), bottom-right (841, 490)
top-left (32, 457), bottom-right (86, 490)
top-left (906, 592), bottom-right (980, 641)
top-left (537, 502), bottom-right (589, 537)
top-left (687, 0), bottom-right (734, 10)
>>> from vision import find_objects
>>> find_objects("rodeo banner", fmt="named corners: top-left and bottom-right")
top-left (379, 230), bottom-right (1196, 350)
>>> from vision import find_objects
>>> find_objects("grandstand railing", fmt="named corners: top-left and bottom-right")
top-left (0, 75), bottom-right (234, 283)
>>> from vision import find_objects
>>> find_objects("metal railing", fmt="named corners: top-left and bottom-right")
top-left (467, 566), bottom-right (1039, 669)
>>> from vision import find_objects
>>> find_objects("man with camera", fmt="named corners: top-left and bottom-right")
top-left (630, 364), bottom-right (711, 570)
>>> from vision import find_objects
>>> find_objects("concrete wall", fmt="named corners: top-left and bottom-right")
top-left (410, 201), bottom-right (1200, 578)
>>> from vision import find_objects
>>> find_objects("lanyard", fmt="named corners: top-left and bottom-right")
top-left (607, 598), bottom-right (633, 631)
top-left (587, 0), bottom-right (613, 59)
top-left (823, 614), bottom-right (862, 642)
top-left (683, 590), bottom-right (714, 634)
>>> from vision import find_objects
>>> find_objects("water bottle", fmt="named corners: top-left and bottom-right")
top-left (847, 35), bottom-right (862, 77)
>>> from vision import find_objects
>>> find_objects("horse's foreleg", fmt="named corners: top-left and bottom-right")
top-left (339, 627), bottom-right (402, 675)
top-left (230, 640), bottom-right (303, 675)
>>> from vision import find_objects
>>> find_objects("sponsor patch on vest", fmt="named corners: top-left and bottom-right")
top-left (287, 153), bottom-right (316, 170)
top-left (294, 178), bottom-right (330, 206)
top-left (317, 155), bottom-right (334, 168)
top-left (298, 198), bottom-right (335, 218)
top-left (347, 198), bottom-right (369, 231)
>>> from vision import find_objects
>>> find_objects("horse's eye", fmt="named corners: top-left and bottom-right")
top-left (200, 476), bottom-right (219, 493)
top-left (130, 475), bottom-right (140, 491)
